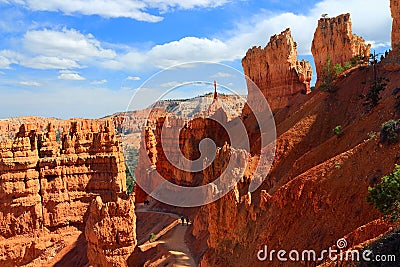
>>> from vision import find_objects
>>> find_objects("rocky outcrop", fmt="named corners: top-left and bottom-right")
top-left (85, 194), bottom-right (136, 267)
top-left (384, 0), bottom-right (400, 71)
top-left (391, 0), bottom-right (400, 51)
top-left (0, 124), bottom-right (42, 238)
top-left (0, 120), bottom-right (136, 266)
top-left (242, 28), bottom-right (312, 111)
top-left (311, 13), bottom-right (370, 87)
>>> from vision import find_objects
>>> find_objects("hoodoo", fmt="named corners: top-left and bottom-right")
top-left (311, 13), bottom-right (370, 87)
top-left (242, 28), bottom-right (312, 112)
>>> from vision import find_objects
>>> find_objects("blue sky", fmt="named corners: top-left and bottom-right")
top-left (0, 0), bottom-right (392, 119)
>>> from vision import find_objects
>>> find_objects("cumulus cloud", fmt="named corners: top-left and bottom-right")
top-left (0, 0), bottom-right (393, 73)
top-left (57, 70), bottom-right (86, 80)
top-left (98, 0), bottom-right (391, 71)
top-left (1, 0), bottom-right (230, 22)
top-left (24, 28), bottom-right (116, 60)
top-left (18, 81), bottom-right (41, 86)
top-left (0, 28), bottom-right (116, 70)
top-left (22, 56), bottom-right (81, 69)
top-left (0, 50), bottom-right (81, 70)
top-left (0, 55), bottom-right (14, 69)
top-left (0, 50), bottom-right (21, 69)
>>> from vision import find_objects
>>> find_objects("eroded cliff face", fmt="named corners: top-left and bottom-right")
top-left (191, 65), bottom-right (400, 266)
top-left (384, 0), bottom-right (400, 71)
top-left (0, 124), bottom-right (42, 239)
top-left (391, 0), bottom-right (400, 51)
top-left (0, 120), bottom-right (136, 266)
top-left (311, 13), bottom-right (370, 87)
top-left (242, 28), bottom-right (312, 112)
top-left (85, 194), bottom-right (136, 267)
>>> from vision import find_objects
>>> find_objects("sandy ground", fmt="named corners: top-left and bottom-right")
top-left (136, 208), bottom-right (196, 266)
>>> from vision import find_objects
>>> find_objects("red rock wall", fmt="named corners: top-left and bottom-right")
top-left (391, 0), bottom-right (400, 51)
top-left (311, 13), bottom-right (370, 87)
top-left (85, 194), bottom-right (136, 267)
top-left (0, 120), bottom-right (135, 266)
top-left (0, 124), bottom-right (42, 238)
top-left (242, 28), bottom-right (312, 112)
top-left (384, 0), bottom-right (400, 71)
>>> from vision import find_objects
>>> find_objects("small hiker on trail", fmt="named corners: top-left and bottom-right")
top-left (181, 216), bottom-right (185, 226)
top-left (186, 216), bottom-right (190, 226)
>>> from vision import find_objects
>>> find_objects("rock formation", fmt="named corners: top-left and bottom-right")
top-left (242, 28), bottom-right (312, 112)
top-left (311, 13), bottom-right (370, 87)
top-left (0, 120), bottom-right (136, 266)
top-left (384, 0), bottom-right (400, 71)
top-left (85, 194), bottom-right (136, 267)
top-left (189, 65), bottom-right (400, 266)
top-left (133, 88), bottom-right (244, 204)
top-left (391, 0), bottom-right (400, 51)
top-left (0, 124), bottom-right (42, 239)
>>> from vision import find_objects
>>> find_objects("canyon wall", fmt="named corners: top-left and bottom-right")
top-left (311, 13), bottom-right (370, 87)
top-left (191, 66), bottom-right (400, 266)
top-left (242, 28), bottom-right (312, 112)
top-left (0, 120), bottom-right (136, 266)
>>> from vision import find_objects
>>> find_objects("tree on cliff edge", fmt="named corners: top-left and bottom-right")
top-left (367, 165), bottom-right (400, 221)
top-left (319, 57), bottom-right (337, 92)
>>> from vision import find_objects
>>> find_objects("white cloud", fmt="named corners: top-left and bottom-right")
top-left (2, 0), bottom-right (230, 23)
top-left (98, 0), bottom-right (391, 71)
top-left (18, 81), bottom-right (42, 86)
top-left (0, 0), bottom-right (393, 73)
top-left (57, 70), bottom-right (86, 81)
top-left (90, 79), bottom-right (107, 85)
top-left (22, 56), bottom-right (81, 69)
top-left (0, 50), bottom-right (82, 70)
top-left (220, 0), bottom-right (391, 56)
top-left (126, 76), bottom-right (141, 81)
top-left (0, 55), bottom-right (14, 69)
top-left (367, 41), bottom-right (392, 50)
top-left (0, 50), bottom-right (21, 69)
top-left (0, 28), bottom-right (117, 70)
top-left (24, 28), bottom-right (116, 60)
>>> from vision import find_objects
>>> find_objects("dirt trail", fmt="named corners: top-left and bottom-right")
top-left (136, 209), bottom-right (196, 266)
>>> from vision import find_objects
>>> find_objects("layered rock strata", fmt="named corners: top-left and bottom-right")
top-left (0, 120), bottom-right (136, 266)
top-left (311, 13), bottom-right (370, 87)
top-left (242, 28), bottom-right (312, 112)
